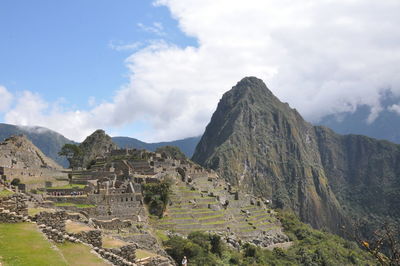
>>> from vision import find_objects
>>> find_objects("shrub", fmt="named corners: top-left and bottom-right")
top-left (11, 178), bottom-right (20, 186)
top-left (143, 180), bottom-right (171, 218)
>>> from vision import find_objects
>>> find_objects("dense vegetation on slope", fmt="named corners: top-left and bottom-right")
top-left (163, 211), bottom-right (374, 265)
top-left (143, 180), bottom-right (172, 217)
top-left (60, 129), bottom-right (117, 169)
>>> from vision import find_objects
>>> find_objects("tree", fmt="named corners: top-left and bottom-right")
top-left (143, 180), bottom-right (172, 217)
top-left (343, 221), bottom-right (400, 265)
top-left (11, 178), bottom-right (20, 186)
top-left (58, 144), bottom-right (82, 168)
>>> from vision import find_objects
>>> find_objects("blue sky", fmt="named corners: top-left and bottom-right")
top-left (0, 1), bottom-right (399, 142)
top-left (0, 0), bottom-right (195, 109)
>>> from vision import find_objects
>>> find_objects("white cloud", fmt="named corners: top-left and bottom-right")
top-left (0, 86), bottom-right (13, 112)
top-left (5, 91), bottom-right (99, 141)
top-left (5, 1), bottom-right (400, 142)
top-left (388, 104), bottom-right (400, 115)
top-left (137, 22), bottom-right (166, 36)
top-left (109, 41), bottom-right (142, 51)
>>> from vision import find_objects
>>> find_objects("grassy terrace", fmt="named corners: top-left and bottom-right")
top-left (28, 207), bottom-right (56, 216)
top-left (56, 242), bottom-right (108, 266)
top-left (0, 223), bottom-right (108, 265)
top-left (0, 188), bottom-right (14, 198)
top-left (136, 249), bottom-right (158, 259)
top-left (102, 236), bottom-right (127, 249)
top-left (47, 184), bottom-right (86, 190)
top-left (0, 223), bottom-right (67, 265)
top-left (54, 203), bottom-right (95, 208)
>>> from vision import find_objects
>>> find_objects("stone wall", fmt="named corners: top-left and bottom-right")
top-left (91, 218), bottom-right (132, 230)
top-left (0, 209), bottom-right (26, 223)
top-left (0, 167), bottom-right (68, 183)
top-left (0, 193), bottom-right (28, 216)
top-left (46, 196), bottom-right (91, 204)
top-left (72, 230), bottom-right (102, 247)
top-left (104, 244), bottom-right (137, 263)
top-left (94, 246), bottom-right (137, 266)
top-left (35, 211), bottom-right (67, 232)
top-left (89, 193), bottom-right (146, 221)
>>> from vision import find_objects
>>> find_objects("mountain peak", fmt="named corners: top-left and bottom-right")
top-left (193, 77), bottom-right (346, 232)
top-left (225, 76), bottom-right (274, 104)
top-left (72, 129), bottom-right (117, 169)
top-left (236, 76), bottom-right (269, 90)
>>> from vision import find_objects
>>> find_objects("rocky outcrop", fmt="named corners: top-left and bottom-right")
top-left (0, 123), bottom-right (74, 167)
top-left (0, 135), bottom-right (62, 169)
top-left (72, 129), bottom-right (117, 168)
top-left (192, 77), bottom-right (400, 234)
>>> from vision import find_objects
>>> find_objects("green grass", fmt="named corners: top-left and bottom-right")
top-left (54, 203), bottom-right (95, 208)
top-left (56, 242), bottom-right (108, 266)
top-left (0, 223), bottom-right (68, 266)
top-left (47, 184), bottom-right (86, 190)
top-left (159, 222), bottom-right (177, 225)
top-left (162, 217), bottom-right (193, 221)
top-left (155, 230), bottom-right (169, 242)
top-left (28, 207), bottom-right (55, 216)
top-left (101, 236), bottom-right (127, 248)
top-left (198, 214), bottom-right (225, 220)
top-left (136, 249), bottom-right (158, 259)
top-left (202, 220), bottom-right (226, 225)
top-left (0, 188), bottom-right (14, 198)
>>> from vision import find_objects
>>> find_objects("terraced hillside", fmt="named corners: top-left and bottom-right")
top-left (153, 175), bottom-right (289, 247)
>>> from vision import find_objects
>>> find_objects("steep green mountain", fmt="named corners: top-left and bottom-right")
top-left (112, 136), bottom-right (201, 158)
top-left (68, 129), bottom-right (118, 169)
top-left (192, 77), bottom-right (400, 235)
top-left (0, 123), bottom-right (74, 168)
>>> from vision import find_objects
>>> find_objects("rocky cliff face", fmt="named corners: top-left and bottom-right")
top-left (0, 135), bottom-right (62, 169)
top-left (192, 77), bottom-right (400, 233)
top-left (315, 127), bottom-right (400, 232)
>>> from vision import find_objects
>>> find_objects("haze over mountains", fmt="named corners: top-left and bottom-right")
top-left (318, 90), bottom-right (400, 144)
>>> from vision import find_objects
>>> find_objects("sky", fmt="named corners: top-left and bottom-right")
top-left (1, 0), bottom-right (400, 142)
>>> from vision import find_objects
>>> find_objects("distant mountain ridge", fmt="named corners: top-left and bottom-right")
top-left (112, 136), bottom-right (201, 158)
top-left (318, 90), bottom-right (400, 144)
top-left (0, 135), bottom-right (62, 169)
top-left (0, 123), bottom-right (201, 168)
top-left (0, 123), bottom-right (74, 167)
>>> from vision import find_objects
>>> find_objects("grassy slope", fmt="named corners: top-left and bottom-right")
top-left (0, 189), bottom-right (14, 198)
top-left (0, 223), bottom-right (67, 266)
top-left (56, 242), bottom-right (108, 266)
top-left (0, 223), bottom-right (108, 266)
